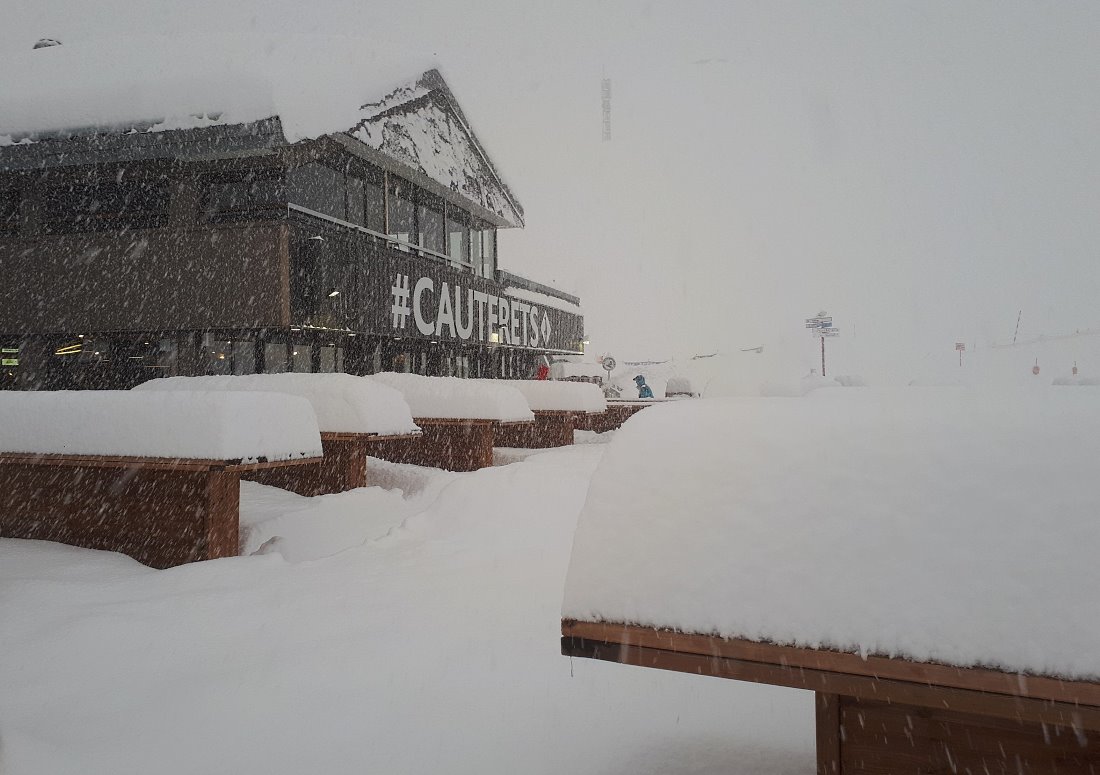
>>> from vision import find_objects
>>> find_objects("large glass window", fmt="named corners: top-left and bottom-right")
top-left (418, 200), bottom-right (445, 256)
top-left (346, 176), bottom-right (364, 227)
top-left (204, 337), bottom-right (234, 376)
top-left (288, 163), bottom-right (346, 220)
top-left (291, 344), bottom-right (313, 373)
top-left (446, 208), bottom-right (470, 269)
top-left (481, 228), bottom-right (496, 278)
top-left (203, 173), bottom-right (285, 223)
top-left (42, 181), bottom-right (170, 233)
top-left (232, 340), bottom-right (255, 375)
top-left (202, 336), bottom-right (256, 375)
top-left (388, 183), bottom-right (416, 250)
top-left (264, 342), bottom-right (288, 374)
top-left (365, 181), bottom-right (385, 232)
top-left (470, 224), bottom-right (496, 278)
top-left (470, 222), bottom-right (497, 277)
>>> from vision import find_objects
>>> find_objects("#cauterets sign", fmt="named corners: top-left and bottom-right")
top-left (371, 254), bottom-right (583, 351)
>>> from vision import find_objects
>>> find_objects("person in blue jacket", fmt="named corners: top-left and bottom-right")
top-left (634, 375), bottom-right (654, 399)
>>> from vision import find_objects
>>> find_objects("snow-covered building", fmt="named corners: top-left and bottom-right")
top-left (0, 41), bottom-right (584, 389)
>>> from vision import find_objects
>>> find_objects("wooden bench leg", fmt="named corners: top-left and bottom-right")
top-left (817, 692), bottom-right (841, 775)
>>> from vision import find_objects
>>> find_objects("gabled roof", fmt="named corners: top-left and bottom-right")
top-left (346, 70), bottom-right (524, 228)
top-left (0, 38), bottom-right (523, 227)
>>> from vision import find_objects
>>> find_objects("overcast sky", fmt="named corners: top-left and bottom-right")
top-left (6, 1), bottom-right (1099, 382)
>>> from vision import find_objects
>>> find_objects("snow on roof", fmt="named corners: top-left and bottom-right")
top-left (563, 388), bottom-right (1100, 680)
top-left (134, 374), bottom-right (419, 436)
top-left (0, 36), bottom-right (523, 227)
top-left (0, 35), bottom-right (431, 144)
top-left (349, 71), bottom-right (524, 227)
top-left (495, 380), bottom-right (607, 413)
top-left (370, 373), bottom-right (534, 422)
top-left (0, 390), bottom-right (321, 462)
top-left (503, 287), bottom-right (582, 316)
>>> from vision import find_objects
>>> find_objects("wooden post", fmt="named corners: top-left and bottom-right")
top-left (816, 692), bottom-right (841, 775)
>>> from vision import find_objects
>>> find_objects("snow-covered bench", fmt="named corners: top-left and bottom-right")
top-left (0, 391), bottom-right (322, 568)
top-left (136, 374), bottom-right (419, 495)
top-left (368, 373), bottom-right (534, 471)
top-left (490, 380), bottom-right (606, 448)
top-left (575, 399), bottom-right (655, 434)
top-left (562, 389), bottom-right (1100, 773)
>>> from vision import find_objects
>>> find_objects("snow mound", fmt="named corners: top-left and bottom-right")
top-left (494, 380), bottom-right (607, 413)
top-left (370, 372), bottom-right (534, 422)
top-left (563, 388), bottom-right (1100, 680)
top-left (135, 373), bottom-right (418, 436)
top-left (0, 390), bottom-right (321, 462)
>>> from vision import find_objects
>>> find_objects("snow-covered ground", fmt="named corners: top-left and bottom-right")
top-left (0, 442), bottom-right (811, 775)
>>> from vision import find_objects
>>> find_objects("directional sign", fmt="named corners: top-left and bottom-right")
top-left (805, 317), bottom-right (832, 325)
top-left (819, 331), bottom-right (840, 337)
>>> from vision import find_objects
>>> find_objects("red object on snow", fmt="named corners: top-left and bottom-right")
top-left (536, 364), bottom-right (550, 381)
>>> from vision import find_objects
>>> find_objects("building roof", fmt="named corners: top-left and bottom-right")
top-left (0, 36), bottom-right (523, 227)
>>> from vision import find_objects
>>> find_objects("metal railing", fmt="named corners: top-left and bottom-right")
top-left (288, 203), bottom-right (474, 269)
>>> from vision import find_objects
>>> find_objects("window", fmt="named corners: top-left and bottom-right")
top-left (232, 340), bottom-right (255, 375)
top-left (291, 344), bottom-right (312, 373)
top-left (319, 346), bottom-right (337, 373)
top-left (482, 229), bottom-right (496, 278)
top-left (202, 336), bottom-right (255, 375)
top-left (42, 181), bottom-right (170, 233)
top-left (365, 181), bottom-right (385, 232)
top-left (203, 173), bottom-right (285, 223)
top-left (204, 337), bottom-right (234, 376)
top-left (346, 176), bottom-right (364, 226)
top-left (288, 163), bottom-right (346, 220)
top-left (0, 190), bottom-right (19, 235)
top-left (471, 224), bottom-right (497, 278)
top-left (388, 183), bottom-right (416, 250)
top-left (264, 342), bottom-right (288, 374)
top-left (446, 208), bottom-right (470, 269)
top-left (418, 200), bottom-right (445, 256)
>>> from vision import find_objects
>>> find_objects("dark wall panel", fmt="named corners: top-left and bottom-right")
top-left (0, 223), bottom-right (289, 333)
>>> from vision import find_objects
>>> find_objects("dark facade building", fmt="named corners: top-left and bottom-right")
top-left (0, 69), bottom-right (584, 390)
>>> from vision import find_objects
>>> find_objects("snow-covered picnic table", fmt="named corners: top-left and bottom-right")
top-left (0, 390), bottom-right (322, 566)
top-left (135, 374), bottom-right (419, 494)
top-left (368, 373), bottom-right (534, 470)
top-left (490, 380), bottom-right (606, 448)
top-left (562, 388), bottom-right (1100, 774)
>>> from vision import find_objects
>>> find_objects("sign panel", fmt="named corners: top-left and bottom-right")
top-left (364, 251), bottom-right (584, 352)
